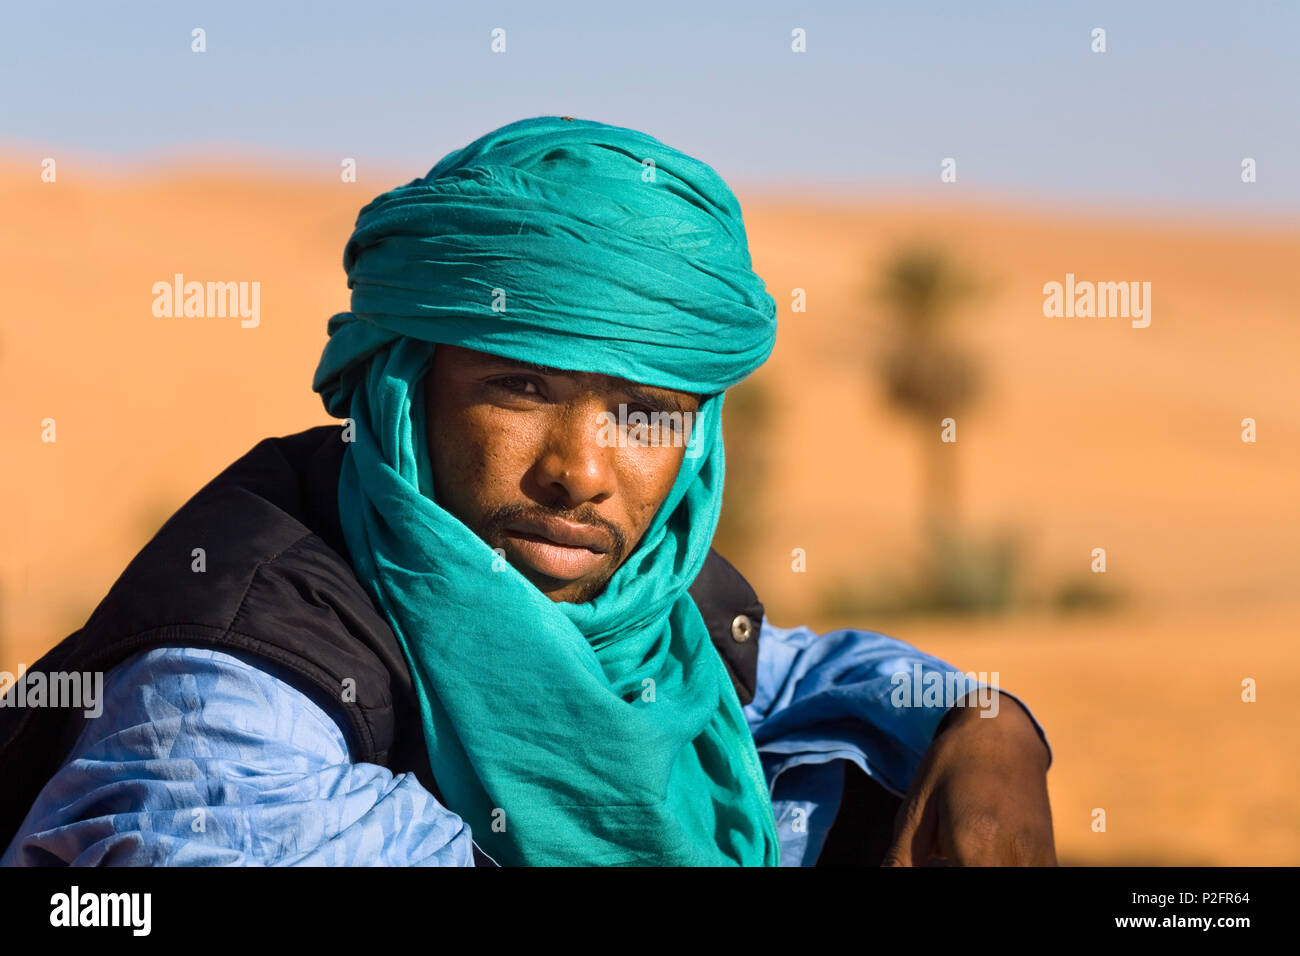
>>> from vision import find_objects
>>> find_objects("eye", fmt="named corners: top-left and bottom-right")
top-left (624, 406), bottom-right (685, 447)
top-left (644, 407), bottom-right (685, 433)
top-left (490, 376), bottom-right (542, 397)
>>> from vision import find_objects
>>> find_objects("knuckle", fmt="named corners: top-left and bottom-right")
top-left (964, 808), bottom-right (1003, 843)
top-left (1010, 829), bottom-right (1037, 865)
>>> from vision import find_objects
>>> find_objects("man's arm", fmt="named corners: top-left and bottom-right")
top-left (1, 645), bottom-right (475, 866)
top-left (883, 687), bottom-right (1056, 865)
top-left (742, 617), bottom-right (1054, 866)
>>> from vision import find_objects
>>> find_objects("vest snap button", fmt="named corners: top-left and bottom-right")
top-left (730, 614), bottom-right (753, 643)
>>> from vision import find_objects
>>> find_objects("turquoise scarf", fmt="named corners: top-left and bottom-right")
top-left (313, 116), bottom-right (780, 866)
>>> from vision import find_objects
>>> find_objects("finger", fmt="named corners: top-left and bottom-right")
top-left (882, 788), bottom-right (940, 866)
top-left (1033, 787), bottom-right (1060, 865)
top-left (882, 745), bottom-right (945, 866)
top-left (1012, 779), bottom-right (1058, 865)
top-left (879, 800), bottom-right (914, 866)
top-left (1006, 827), bottom-right (1051, 866)
top-left (881, 797), bottom-right (919, 865)
top-left (1018, 823), bottom-right (1060, 866)
top-left (943, 808), bottom-right (1007, 866)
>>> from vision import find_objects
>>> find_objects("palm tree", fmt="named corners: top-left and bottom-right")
top-left (872, 245), bottom-right (984, 552)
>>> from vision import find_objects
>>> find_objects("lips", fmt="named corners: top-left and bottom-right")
top-left (505, 516), bottom-right (613, 552)
top-left (501, 516), bottom-right (614, 581)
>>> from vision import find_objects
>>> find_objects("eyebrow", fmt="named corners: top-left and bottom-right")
top-left (477, 355), bottom-right (694, 413)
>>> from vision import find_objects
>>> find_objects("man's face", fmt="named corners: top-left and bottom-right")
top-left (424, 344), bottom-right (701, 603)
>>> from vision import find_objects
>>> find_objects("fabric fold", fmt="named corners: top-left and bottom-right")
top-left (313, 115), bottom-right (780, 866)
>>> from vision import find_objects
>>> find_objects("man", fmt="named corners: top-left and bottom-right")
top-left (0, 116), bottom-right (1054, 866)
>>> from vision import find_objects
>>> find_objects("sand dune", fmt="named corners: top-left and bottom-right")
top-left (1, 158), bottom-right (1295, 864)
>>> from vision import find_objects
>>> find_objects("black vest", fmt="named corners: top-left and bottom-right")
top-left (0, 426), bottom-right (768, 854)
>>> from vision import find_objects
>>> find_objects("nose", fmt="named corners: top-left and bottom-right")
top-left (531, 397), bottom-right (617, 508)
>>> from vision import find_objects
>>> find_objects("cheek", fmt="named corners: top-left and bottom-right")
top-left (617, 446), bottom-right (685, 530)
top-left (438, 405), bottom-right (540, 508)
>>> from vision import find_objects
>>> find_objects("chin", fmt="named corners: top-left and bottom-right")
top-left (534, 575), bottom-right (611, 605)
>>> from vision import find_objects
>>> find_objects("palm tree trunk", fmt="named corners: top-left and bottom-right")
top-left (921, 427), bottom-right (958, 555)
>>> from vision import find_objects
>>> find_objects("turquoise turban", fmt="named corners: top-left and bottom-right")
top-left (312, 115), bottom-right (780, 866)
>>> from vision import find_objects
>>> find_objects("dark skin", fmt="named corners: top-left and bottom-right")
top-left (424, 344), bottom-right (699, 603)
top-left (424, 343), bottom-right (1057, 865)
top-left (883, 690), bottom-right (1057, 866)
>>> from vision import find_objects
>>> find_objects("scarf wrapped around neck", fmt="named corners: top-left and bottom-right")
top-left (312, 116), bottom-right (780, 865)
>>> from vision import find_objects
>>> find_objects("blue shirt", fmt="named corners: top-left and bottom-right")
top-left (1, 619), bottom-right (1050, 866)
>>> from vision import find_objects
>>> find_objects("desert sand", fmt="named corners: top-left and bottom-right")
top-left (2, 159), bottom-right (1296, 864)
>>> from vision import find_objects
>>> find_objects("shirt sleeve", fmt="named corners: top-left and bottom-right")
top-left (0, 645), bottom-right (476, 867)
top-left (742, 617), bottom-right (1052, 866)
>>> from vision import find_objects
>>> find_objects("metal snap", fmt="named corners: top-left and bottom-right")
top-left (730, 614), bottom-right (754, 643)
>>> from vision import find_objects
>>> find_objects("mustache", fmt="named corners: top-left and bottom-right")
top-left (476, 503), bottom-right (629, 563)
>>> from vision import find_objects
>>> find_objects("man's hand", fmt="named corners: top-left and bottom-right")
top-left (882, 691), bottom-right (1057, 866)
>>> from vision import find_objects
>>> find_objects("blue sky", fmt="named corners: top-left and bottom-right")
top-left (3, 0), bottom-right (1297, 213)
